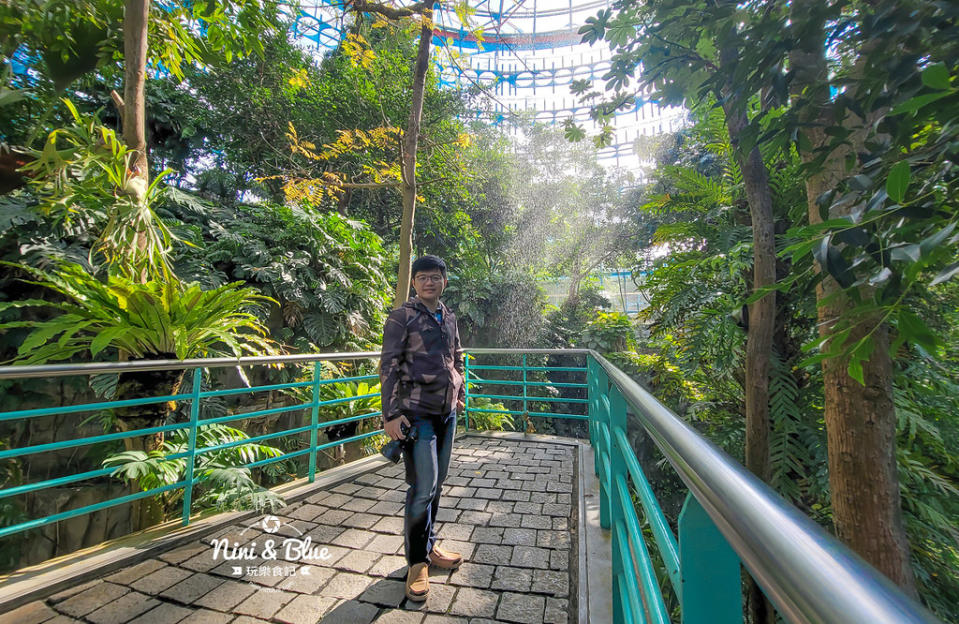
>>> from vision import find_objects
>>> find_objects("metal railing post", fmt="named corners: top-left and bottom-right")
top-left (308, 361), bottom-right (322, 482)
top-left (522, 353), bottom-right (528, 432)
top-left (609, 387), bottom-right (628, 624)
top-left (679, 492), bottom-right (742, 624)
top-left (464, 354), bottom-right (470, 431)
top-left (181, 367), bottom-right (203, 526)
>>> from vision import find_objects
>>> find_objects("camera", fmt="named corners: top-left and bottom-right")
top-left (381, 423), bottom-right (416, 463)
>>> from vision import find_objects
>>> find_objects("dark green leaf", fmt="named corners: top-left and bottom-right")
top-left (921, 62), bottom-right (950, 91)
top-left (886, 161), bottom-right (910, 203)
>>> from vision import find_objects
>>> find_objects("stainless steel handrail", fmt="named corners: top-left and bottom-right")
top-left (590, 350), bottom-right (940, 624)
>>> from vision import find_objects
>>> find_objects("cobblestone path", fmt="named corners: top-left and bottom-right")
top-left (1, 435), bottom-right (578, 624)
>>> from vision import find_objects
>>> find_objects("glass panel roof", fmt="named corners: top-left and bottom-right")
top-left (293, 1), bottom-right (685, 168)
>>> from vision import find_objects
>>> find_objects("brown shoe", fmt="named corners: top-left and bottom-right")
top-left (429, 545), bottom-right (464, 570)
top-left (405, 562), bottom-right (429, 601)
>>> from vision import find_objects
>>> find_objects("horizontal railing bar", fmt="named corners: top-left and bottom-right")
top-left (526, 412), bottom-right (588, 420)
top-left (198, 403), bottom-right (313, 427)
top-left (192, 425), bottom-right (315, 456)
top-left (615, 427), bottom-right (681, 595)
top-left (0, 466), bottom-right (117, 499)
top-left (465, 408), bottom-right (524, 415)
top-left (469, 394), bottom-right (589, 404)
top-left (590, 351), bottom-right (940, 624)
top-left (467, 365), bottom-right (587, 372)
top-left (465, 348), bottom-right (591, 355)
top-left (616, 473), bottom-right (670, 624)
top-left (0, 352), bottom-right (382, 380)
top-left (200, 375), bottom-right (378, 398)
top-left (0, 422), bottom-right (189, 460)
top-left (466, 379), bottom-right (588, 388)
top-left (0, 394), bottom-right (193, 421)
top-left (0, 481), bottom-right (187, 539)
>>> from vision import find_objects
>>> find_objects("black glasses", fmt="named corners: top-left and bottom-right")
top-left (414, 275), bottom-right (444, 283)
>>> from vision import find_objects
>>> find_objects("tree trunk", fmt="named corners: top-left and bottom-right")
top-left (718, 32), bottom-right (777, 623)
top-left (123, 0), bottom-right (150, 193)
top-left (788, 1), bottom-right (917, 595)
top-left (393, 0), bottom-right (436, 309)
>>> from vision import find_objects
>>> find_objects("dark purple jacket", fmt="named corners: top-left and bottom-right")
top-left (380, 296), bottom-right (465, 423)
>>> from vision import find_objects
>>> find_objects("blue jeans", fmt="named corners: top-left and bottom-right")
top-left (403, 409), bottom-right (455, 565)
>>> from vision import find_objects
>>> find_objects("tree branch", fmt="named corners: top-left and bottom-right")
top-left (350, 0), bottom-right (429, 20)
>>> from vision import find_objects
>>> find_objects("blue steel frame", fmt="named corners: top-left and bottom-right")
top-left (0, 349), bottom-right (944, 624)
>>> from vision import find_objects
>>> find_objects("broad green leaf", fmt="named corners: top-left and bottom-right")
top-left (886, 161), bottom-right (910, 203)
top-left (921, 62), bottom-right (950, 90)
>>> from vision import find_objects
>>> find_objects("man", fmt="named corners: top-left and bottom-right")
top-left (380, 255), bottom-right (466, 601)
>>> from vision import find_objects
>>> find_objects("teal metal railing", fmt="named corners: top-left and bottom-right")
top-left (0, 353), bottom-right (383, 539)
top-left (0, 349), bottom-right (944, 624)
top-left (464, 348), bottom-right (941, 624)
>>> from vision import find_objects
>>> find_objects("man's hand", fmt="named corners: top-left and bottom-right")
top-left (384, 415), bottom-right (411, 441)
top-left (457, 399), bottom-right (465, 413)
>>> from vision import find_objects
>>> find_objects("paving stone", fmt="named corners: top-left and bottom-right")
top-left (423, 616), bottom-right (468, 624)
top-left (273, 594), bottom-right (338, 624)
top-left (456, 499), bottom-right (487, 511)
top-left (367, 533), bottom-right (405, 554)
top-left (490, 566), bottom-right (532, 593)
top-left (496, 592), bottom-right (545, 624)
top-left (501, 528), bottom-right (537, 547)
top-left (552, 518), bottom-right (568, 531)
top-left (306, 523), bottom-right (346, 543)
top-left (181, 550), bottom-right (222, 572)
top-left (437, 523), bottom-right (473, 541)
top-left (276, 565), bottom-right (336, 593)
top-left (511, 502), bottom-right (543, 515)
top-left (485, 502), bottom-right (513, 514)
top-left (39, 617), bottom-right (82, 624)
top-left (549, 550), bottom-right (569, 571)
top-left (436, 539), bottom-right (475, 560)
top-left (56, 582), bottom-right (130, 617)
top-left (343, 512), bottom-right (380, 529)
top-left (544, 598), bottom-right (569, 624)
top-left (356, 486), bottom-right (390, 499)
top-left (307, 491), bottom-right (350, 507)
top-left (335, 549), bottom-right (381, 573)
top-left (487, 513), bottom-right (521, 528)
top-left (103, 559), bottom-right (167, 585)
top-left (368, 501), bottom-right (405, 515)
top-left (536, 530), bottom-right (570, 550)
top-left (371, 516), bottom-right (405, 534)
top-left (469, 527), bottom-right (503, 544)
top-left (520, 515), bottom-right (552, 530)
top-left (474, 488), bottom-right (503, 499)
top-left (356, 473), bottom-right (385, 486)
top-left (131, 566), bottom-right (193, 594)
top-left (378, 477), bottom-right (406, 489)
top-left (531, 570), bottom-right (569, 597)
top-left (178, 608), bottom-right (234, 624)
top-left (421, 582), bottom-right (456, 613)
top-left (447, 562), bottom-right (494, 589)
top-left (0, 600), bottom-right (58, 624)
top-left (458, 511), bottom-right (492, 525)
top-left (317, 599), bottom-right (379, 624)
top-left (192, 579), bottom-right (257, 610)
top-left (368, 554), bottom-right (407, 578)
top-left (556, 494), bottom-right (571, 505)
top-left (445, 486), bottom-right (476, 498)
top-left (331, 528), bottom-right (376, 549)
top-left (234, 588), bottom-right (298, 619)
top-left (449, 587), bottom-right (498, 619)
top-left (359, 579), bottom-right (407, 607)
top-left (372, 609), bottom-right (425, 624)
top-left (230, 617), bottom-right (271, 624)
top-left (323, 572), bottom-right (374, 599)
top-left (85, 590), bottom-right (158, 624)
top-left (342, 497), bottom-right (378, 512)
top-left (511, 546), bottom-right (550, 569)
top-left (289, 504), bottom-right (327, 521)
top-left (469, 478), bottom-right (496, 488)
top-left (435, 508), bottom-right (460, 523)
top-left (314, 508), bottom-right (353, 525)
top-left (331, 482), bottom-right (362, 495)
top-left (472, 544), bottom-right (513, 566)
top-left (160, 573), bottom-right (224, 604)
top-left (127, 602), bottom-right (193, 624)
top-left (381, 489), bottom-right (408, 503)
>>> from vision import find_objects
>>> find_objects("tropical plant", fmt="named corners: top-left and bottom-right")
top-left (461, 396), bottom-right (514, 432)
top-left (103, 423), bottom-right (286, 516)
top-left (578, 310), bottom-right (635, 354)
top-left (0, 262), bottom-right (277, 365)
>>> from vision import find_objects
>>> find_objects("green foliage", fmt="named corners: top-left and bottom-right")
top-left (102, 423), bottom-right (285, 515)
top-left (0, 262), bottom-right (277, 363)
top-left (578, 310), bottom-right (635, 353)
top-left (169, 197), bottom-right (390, 351)
top-left (463, 396), bottom-right (515, 432)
